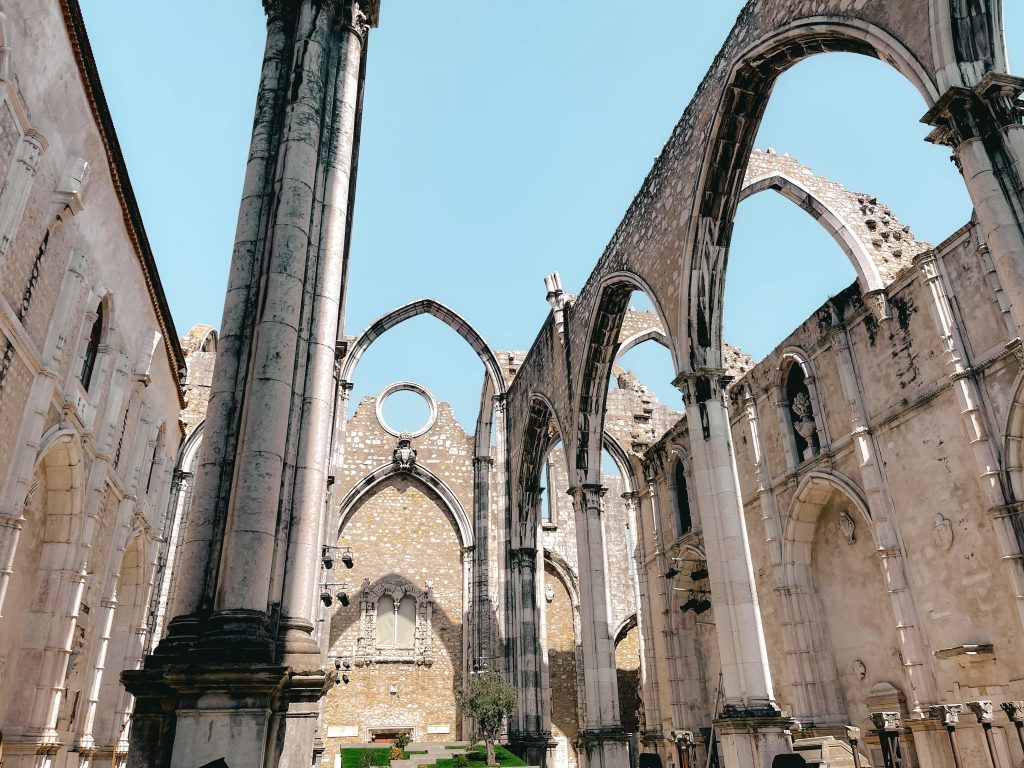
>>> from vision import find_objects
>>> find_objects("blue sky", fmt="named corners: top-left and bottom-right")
top-left (79, 2), bottom-right (1022, 432)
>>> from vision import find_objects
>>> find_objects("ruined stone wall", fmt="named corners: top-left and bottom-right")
top-left (0, 2), bottom-right (183, 765)
top-left (723, 220), bottom-right (1024, 756)
top-left (322, 394), bottom-right (475, 750)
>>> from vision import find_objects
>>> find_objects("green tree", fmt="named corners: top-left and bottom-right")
top-left (458, 671), bottom-right (518, 767)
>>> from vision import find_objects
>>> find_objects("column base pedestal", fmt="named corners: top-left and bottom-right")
top-left (509, 732), bottom-right (556, 768)
top-left (122, 662), bottom-right (333, 768)
top-left (714, 714), bottom-right (796, 768)
top-left (579, 727), bottom-right (630, 768)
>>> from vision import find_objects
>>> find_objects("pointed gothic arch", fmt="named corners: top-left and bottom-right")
top-left (685, 18), bottom-right (942, 372)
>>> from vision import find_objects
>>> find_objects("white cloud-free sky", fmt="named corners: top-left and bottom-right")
top-left (79, 2), bottom-right (1022, 431)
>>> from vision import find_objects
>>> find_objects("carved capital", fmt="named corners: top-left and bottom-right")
top-left (510, 547), bottom-right (537, 570)
top-left (1001, 701), bottom-right (1024, 723)
top-left (673, 368), bottom-right (729, 406)
top-left (844, 726), bottom-right (861, 743)
top-left (923, 75), bottom-right (1024, 149)
top-left (929, 704), bottom-right (964, 727)
top-left (966, 700), bottom-right (994, 723)
top-left (869, 711), bottom-right (902, 732)
top-left (567, 483), bottom-right (607, 514)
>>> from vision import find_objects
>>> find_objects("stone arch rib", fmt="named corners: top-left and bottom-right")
top-left (576, 273), bottom-right (676, 485)
top-left (686, 18), bottom-right (940, 372)
top-left (336, 461), bottom-right (474, 549)
top-left (340, 298), bottom-right (505, 395)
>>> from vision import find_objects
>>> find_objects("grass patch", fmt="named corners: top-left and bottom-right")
top-left (419, 745), bottom-right (528, 767)
top-left (339, 747), bottom-right (391, 767)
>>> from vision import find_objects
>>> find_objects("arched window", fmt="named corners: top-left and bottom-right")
top-left (785, 362), bottom-right (820, 464)
top-left (145, 427), bottom-right (164, 495)
top-left (395, 595), bottom-right (416, 648)
top-left (80, 301), bottom-right (103, 390)
top-left (674, 458), bottom-right (692, 536)
top-left (376, 595), bottom-right (396, 646)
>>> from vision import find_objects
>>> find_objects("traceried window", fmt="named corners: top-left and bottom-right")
top-left (357, 580), bottom-right (434, 665)
top-left (375, 594), bottom-right (416, 648)
top-left (80, 301), bottom-right (103, 390)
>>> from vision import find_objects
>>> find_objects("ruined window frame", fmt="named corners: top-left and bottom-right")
top-left (355, 579), bottom-right (434, 666)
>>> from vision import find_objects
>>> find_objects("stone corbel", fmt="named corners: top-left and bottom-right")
top-left (52, 156), bottom-right (89, 222)
top-left (863, 288), bottom-right (892, 323)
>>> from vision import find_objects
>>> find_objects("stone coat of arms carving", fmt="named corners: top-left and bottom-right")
top-left (932, 513), bottom-right (953, 551)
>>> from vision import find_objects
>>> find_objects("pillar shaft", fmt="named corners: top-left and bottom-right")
top-left (675, 370), bottom-right (776, 712)
top-left (126, 3), bottom-right (378, 767)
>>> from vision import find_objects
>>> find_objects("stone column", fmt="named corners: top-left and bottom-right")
top-left (508, 545), bottom-right (551, 766)
top-left (622, 490), bottom-right (661, 737)
top-left (674, 369), bottom-right (793, 768)
top-left (923, 74), bottom-right (1024, 337)
top-left (869, 712), bottom-right (905, 768)
top-left (566, 484), bottom-right (629, 767)
top-left (1001, 702), bottom-right (1024, 756)
top-left (124, 3), bottom-right (381, 768)
top-left (930, 704), bottom-right (965, 768)
top-left (473, 455), bottom-right (495, 671)
top-left (0, 512), bottom-right (23, 616)
top-left (967, 701), bottom-right (1005, 768)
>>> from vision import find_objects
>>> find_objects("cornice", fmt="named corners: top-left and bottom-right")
top-left (59, 0), bottom-right (187, 413)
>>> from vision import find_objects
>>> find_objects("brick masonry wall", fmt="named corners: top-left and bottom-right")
top-left (324, 394), bottom-right (475, 752)
top-left (322, 480), bottom-right (465, 750)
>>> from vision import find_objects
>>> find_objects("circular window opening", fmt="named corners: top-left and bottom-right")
top-left (375, 382), bottom-right (437, 437)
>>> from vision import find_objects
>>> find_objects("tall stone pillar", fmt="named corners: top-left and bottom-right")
top-left (924, 74), bottom-right (1024, 337)
top-left (674, 369), bottom-right (793, 768)
top-left (507, 545), bottom-right (552, 766)
top-left (473, 455), bottom-right (495, 670)
top-left (567, 484), bottom-right (629, 768)
top-left (123, 3), bottom-right (379, 767)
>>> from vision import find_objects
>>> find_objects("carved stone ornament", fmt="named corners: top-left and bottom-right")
top-left (838, 511), bottom-right (856, 545)
top-left (545, 582), bottom-right (554, 603)
top-left (1001, 701), bottom-right (1024, 723)
top-left (932, 513), bottom-right (954, 551)
top-left (869, 711), bottom-right (901, 732)
top-left (851, 659), bottom-right (866, 680)
top-left (967, 700), bottom-right (994, 723)
top-left (929, 703), bottom-right (964, 727)
top-left (392, 433), bottom-right (416, 472)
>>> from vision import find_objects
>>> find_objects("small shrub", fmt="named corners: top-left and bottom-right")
top-left (453, 755), bottom-right (470, 768)
top-left (394, 732), bottom-right (412, 749)
top-left (389, 746), bottom-right (404, 761)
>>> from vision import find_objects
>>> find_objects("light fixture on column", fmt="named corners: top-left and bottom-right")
top-left (322, 544), bottom-right (354, 570)
top-left (665, 566), bottom-right (681, 579)
top-left (693, 595), bottom-right (712, 615)
top-left (321, 581), bottom-right (350, 608)
top-left (690, 561), bottom-right (708, 581)
top-left (680, 591), bottom-right (699, 612)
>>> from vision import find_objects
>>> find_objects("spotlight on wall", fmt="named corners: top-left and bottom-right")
top-left (337, 590), bottom-right (350, 608)
top-left (341, 673), bottom-right (350, 684)
top-left (322, 546), bottom-right (334, 570)
top-left (320, 590), bottom-right (333, 607)
top-left (334, 658), bottom-right (342, 671)
top-left (665, 566), bottom-right (681, 580)
top-left (341, 550), bottom-right (354, 569)
top-left (690, 563), bottom-right (709, 581)
top-left (680, 597), bottom-right (699, 612)
top-left (693, 598), bottom-right (712, 615)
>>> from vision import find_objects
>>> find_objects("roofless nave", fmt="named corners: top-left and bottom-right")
top-left (1, 2), bottom-right (1024, 768)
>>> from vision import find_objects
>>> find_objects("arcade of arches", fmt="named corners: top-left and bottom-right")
top-left (4, 2), bottom-right (1024, 768)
